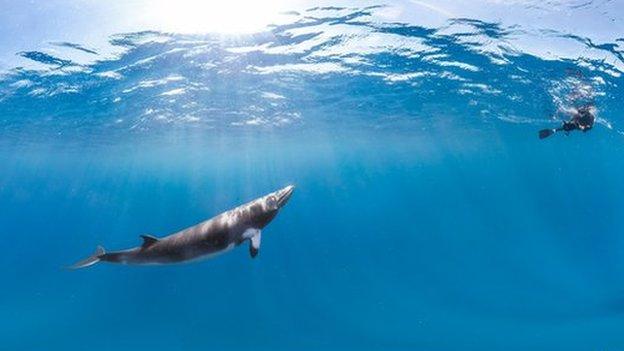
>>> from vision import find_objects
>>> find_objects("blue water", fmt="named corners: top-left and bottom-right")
top-left (1, 3), bottom-right (624, 350)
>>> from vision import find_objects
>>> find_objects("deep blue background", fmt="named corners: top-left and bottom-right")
top-left (2, 124), bottom-right (624, 350)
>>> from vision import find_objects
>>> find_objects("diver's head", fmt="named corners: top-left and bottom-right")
top-left (577, 104), bottom-right (596, 115)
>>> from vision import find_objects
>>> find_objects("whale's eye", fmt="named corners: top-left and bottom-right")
top-left (266, 196), bottom-right (277, 209)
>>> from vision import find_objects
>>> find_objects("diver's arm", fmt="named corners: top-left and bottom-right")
top-left (580, 125), bottom-right (592, 132)
top-left (557, 106), bottom-right (577, 117)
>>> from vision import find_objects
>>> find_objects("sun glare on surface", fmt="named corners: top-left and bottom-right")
top-left (145, 0), bottom-right (289, 34)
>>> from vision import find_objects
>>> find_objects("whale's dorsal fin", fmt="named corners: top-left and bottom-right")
top-left (140, 234), bottom-right (159, 249)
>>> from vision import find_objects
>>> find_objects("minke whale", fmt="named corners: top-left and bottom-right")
top-left (71, 185), bottom-right (294, 269)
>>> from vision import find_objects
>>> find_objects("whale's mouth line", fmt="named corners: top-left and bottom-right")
top-left (276, 185), bottom-right (295, 208)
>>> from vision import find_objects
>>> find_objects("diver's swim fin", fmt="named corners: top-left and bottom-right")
top-left (539, 129), bottom-right (556, 139)
top-left (70, 245), bottom-right (105, 269)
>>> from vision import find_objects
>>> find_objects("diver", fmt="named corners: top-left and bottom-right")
top-left (539, 104), bottom-right (595, 139)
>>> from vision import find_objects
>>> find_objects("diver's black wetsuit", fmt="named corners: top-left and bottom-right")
top-left (539, 105), bottom-right (595, 139)
top-left (559, 106), bottom-right (595, 133)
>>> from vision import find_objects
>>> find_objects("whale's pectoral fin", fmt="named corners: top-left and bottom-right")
top-left (140, 234), bottom-right (159, 249)
top-left (249, 231), bottom-right (261, 258)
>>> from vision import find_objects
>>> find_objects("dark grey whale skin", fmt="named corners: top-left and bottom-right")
top-left (71, 185), bottom-right (294, 268)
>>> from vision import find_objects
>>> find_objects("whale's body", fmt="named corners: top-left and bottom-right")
top-left (71, 185), bottom-right (294, 268)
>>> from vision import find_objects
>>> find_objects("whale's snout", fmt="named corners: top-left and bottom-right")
top-left (275, 185), bottom-right (295, 208)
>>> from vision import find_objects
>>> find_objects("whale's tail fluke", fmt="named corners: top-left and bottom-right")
top-left (70, 245), bottom-right (105, 269)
